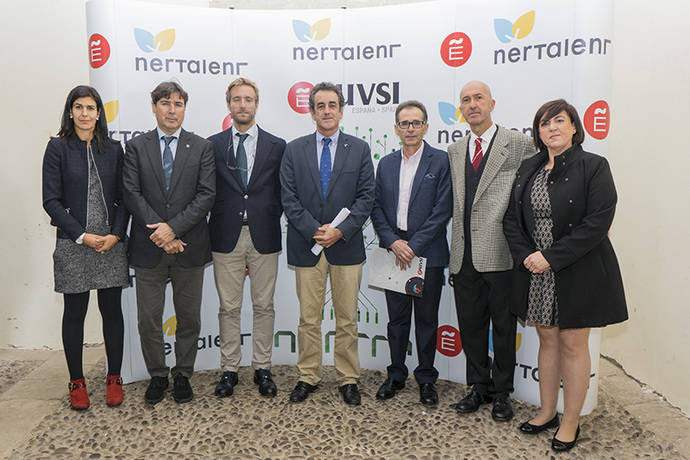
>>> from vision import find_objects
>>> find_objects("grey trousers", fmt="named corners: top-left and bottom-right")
top-left (134, 254), bottom-right (205, 378)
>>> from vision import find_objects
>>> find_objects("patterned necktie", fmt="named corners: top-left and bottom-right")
top-left (319, 137), bottom-right (332, 200)
top-left (162, 135), bottom-right (175, 191)
top-left (472, 137), bottom-right (483, 171)
top-left (236, 133), bottom-right (249, 188)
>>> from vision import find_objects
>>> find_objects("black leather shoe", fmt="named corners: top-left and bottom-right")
top-left (455, 389), bottom-right (492, 414)
top-left (552, 425), bottom-right (580, 452)
top-left (339, 384), bottom-right (361, 406)
top-left (254, 369), bottom-right (277, 397)
top-left (491, 394), bottom-right (514, 421)
top-left (289, 381), bottom-right (317, 402)
top-left (214, 371), bottom-right (238, 397)
top-left (172, 374), bottom-right (193, 403)
top-left (375, 378), bottom-right (405, 400)
top-left (144, 376), bottom-right (168, 404)
top-left (419, 383), bottom-right (438, 406)
top-left (520, 414), bottom-right (559, 434)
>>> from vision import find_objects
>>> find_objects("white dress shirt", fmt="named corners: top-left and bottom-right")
top-left (231, 122), bottom-right (258, 182)
top-left (396, 143), bottom-right (424, 231)
top-left (467, 123), bottom-right (496, 161)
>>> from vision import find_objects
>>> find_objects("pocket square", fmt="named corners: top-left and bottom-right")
top-left (424, 173), bottom-right (436, 179)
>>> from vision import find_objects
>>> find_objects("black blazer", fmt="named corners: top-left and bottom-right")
top-left (123, 129), bottom-right (216, 269)
top-left (207, 126), bottom-right (286, 254)
top-left (503, 144), bottom-right (628, 328)
top-left (370, 142), bottom-right (452, 268)
top-left (280, 132), bottom-right (375, 267)
top-left (42, 136), bottom-right (129, 241)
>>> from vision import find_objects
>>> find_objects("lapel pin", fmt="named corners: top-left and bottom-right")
top-left (344, 143), bottom-right (349, 148)
top-left (186, 144), bottom-right (190, 148)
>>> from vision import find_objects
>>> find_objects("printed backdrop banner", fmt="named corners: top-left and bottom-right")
top-left (87, 0), bottom-right (613, 414)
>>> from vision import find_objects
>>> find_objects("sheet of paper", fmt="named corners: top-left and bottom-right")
top-left (367, 247), bottom-right (426, 297)
top-left (311, 208), bottom-right (351, 255)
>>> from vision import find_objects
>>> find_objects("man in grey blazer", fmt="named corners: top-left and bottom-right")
top-left (123, 82), bottom-right (216, 405)
top-left (448, 81), bottom-right (534, 421)
top-left (280, 82), bottom-right (375, 405)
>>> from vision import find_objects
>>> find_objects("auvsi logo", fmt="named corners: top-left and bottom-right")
top-left (292, 18), bottom-right (331, 42)
top-left (134, 28), bottom-right (175, 52)
top-left (438, 102), bottom-right (467, 125)
top-left (494, 10), bottom-right (535, 43)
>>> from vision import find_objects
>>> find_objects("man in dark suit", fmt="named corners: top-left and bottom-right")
top-left (280, 82), bottom-right (375, 405)
top-left (448, 81), bottom-right (535, 421)
top-left (123, 81), bottom-right (216, 405)
top-left (207, 78), bottom-right (286, 398)
top-left (370, 101), bottom-right (452, 406)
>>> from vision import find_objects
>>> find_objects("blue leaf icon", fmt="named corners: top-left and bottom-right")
top-left (438, 102), bottom-right (458, 125)
top-left (292, 20), bottom-right (312, 43)
top-left (134, 28), bottom-right (155, 52)
top-left (494, 18), bottom-right (514, 43)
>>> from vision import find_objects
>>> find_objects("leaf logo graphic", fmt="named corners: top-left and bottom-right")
top-left (438, 102), bottom-right (467, 125)
top-left (292, 18), bottom-right (330, 42)
top-left (162, 315), bottom-right (177, 336)
top-left (134, 28), bottom-right (176, 52)
top-left (104, 100), bottom-right (119, 123)
top-left (494, 10), bottom-right (535, 43)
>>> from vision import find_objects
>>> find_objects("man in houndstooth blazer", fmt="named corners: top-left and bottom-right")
top-left (448, 81), bottom-right (535, 422)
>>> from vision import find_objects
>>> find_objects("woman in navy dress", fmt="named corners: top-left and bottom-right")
top-left (42, 85), bottom-right (129, 410)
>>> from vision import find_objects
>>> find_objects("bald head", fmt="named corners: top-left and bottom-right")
top-left (459, 80), bottom-right (495, 135)
top-left (460, 81), bottom-right (492, 100)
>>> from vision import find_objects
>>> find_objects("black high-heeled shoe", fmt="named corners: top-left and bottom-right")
top-left (519, 413), bottom-right (559, 434)
top-left (552, 425), bottom-right (580, 452)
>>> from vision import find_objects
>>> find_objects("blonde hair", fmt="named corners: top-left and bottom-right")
top-left (225, 77), bottom-right (259, 104)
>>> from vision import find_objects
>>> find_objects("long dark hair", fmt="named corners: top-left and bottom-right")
top-left (56, 85), bottom-right (110, 152)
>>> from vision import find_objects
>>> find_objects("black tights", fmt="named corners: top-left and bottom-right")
top-left (62, 287), bottom-right (124, 380)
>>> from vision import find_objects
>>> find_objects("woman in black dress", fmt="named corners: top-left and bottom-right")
top-left (42, 85), bottom-right (129, 410)
top-left (503, 99), bottom-right (627, 451)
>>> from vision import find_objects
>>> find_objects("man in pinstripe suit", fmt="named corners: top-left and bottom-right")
top-left (447, 81), bottom-right (535, 421)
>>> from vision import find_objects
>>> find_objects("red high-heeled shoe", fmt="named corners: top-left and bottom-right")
top-left (68, 378), bottom-right (90, 410)
top-left (106, 375), bottom-right (123, 407)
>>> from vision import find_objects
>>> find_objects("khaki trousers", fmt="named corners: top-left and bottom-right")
top-left (213, 226), bottom-right (279, 372)
top-left (295, 253), bottom-right (362, 385)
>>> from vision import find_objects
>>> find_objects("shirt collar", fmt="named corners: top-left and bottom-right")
top-left (232, 122), bottom-right (258, 140)
top-left (157, 126), bottom-right (182, 140)
top-left (316, 129), bottom-right (340, 149)
top-left (402, 142), bottom-right (424, 162)
top-left (469, 123), bottom-right (496, 146)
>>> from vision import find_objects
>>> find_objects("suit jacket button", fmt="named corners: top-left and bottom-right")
top-left (569, 199), bottom-right (573, 204)
top-left (565, 177), bottom-right (569, 181)
top-left (569, 223), bottom-right (573, 227)
top-left (166, 203), bottom-right (171, 208)
top-left (244, 194), bottom-right (248, 199)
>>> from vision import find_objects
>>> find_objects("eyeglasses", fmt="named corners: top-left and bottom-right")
top-left (396, 120), bottom-right (426, 129)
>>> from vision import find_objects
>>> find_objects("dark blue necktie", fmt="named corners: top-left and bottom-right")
top-left (236, 133), bottom-right (249, 188)
top-left (319, 137), bottom-right (332, 201)
top-left (162, 135), bottom-right (175, 191)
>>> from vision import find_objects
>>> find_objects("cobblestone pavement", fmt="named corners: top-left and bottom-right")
top-left (0, 349), bottom-right (688, 459)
